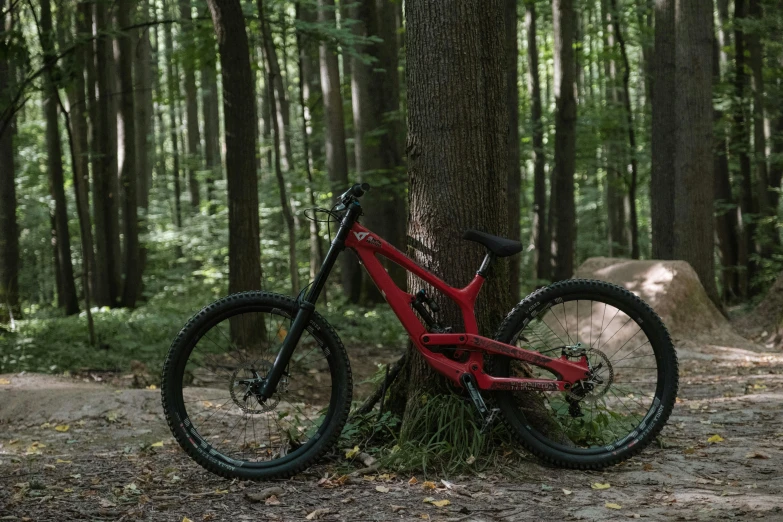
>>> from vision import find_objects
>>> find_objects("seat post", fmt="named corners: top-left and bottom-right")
top-left (477, 252), bottom-right (496, 277)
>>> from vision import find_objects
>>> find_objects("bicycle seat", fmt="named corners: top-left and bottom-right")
top-left (462, 230), bottom-right (524, 257)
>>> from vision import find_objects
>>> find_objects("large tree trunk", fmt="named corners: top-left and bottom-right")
top-left (258, 0), bottom-right (300, 295)
top-left (179, 0), bottom-right (201, 210)
top-left (298, 2), bottom-right (323, 168)
top-left (205, 0), bottom-right (263, 303)
top-left (673, 0), bottom-right (719, 306)
top-left (651, 0), bottom-right (676, 260)
top-left (163, 12), bottom-right (182, 232)
top-left (0, 0), bottom-right (20, 322)
top-left (41, 0), bottom-right (79, 316)
top-left (505, 0), bottom-right (521, 298)
top-left (550, 0), bottom-right (577, 281)
top-left (526, 1), bottom-right (550, 285)
top-left (318, 0), bottom-right (361, 302)
top-left (352, 0), bottom-right (406, 301)
top-left (117, 0), bottom-right (140, 307)
top-left (94, 0), bottom-right (121, 306)
top-left (399, 0), bottom-right (512, 419)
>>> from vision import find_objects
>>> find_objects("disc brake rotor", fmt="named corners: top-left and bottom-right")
top-left (229, 364), bottom-right (288, 413)
top-left (567, 348), bottom-right (614, 402)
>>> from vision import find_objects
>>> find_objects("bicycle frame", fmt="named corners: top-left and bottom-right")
top-left (259, 202), bottom-right (590, 399)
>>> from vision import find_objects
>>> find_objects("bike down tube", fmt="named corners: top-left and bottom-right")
top-left (258, 203), bottom-right (362, 399)
top-left (345, 222), bottom-right (591, 392)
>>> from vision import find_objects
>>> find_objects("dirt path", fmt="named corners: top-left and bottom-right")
top-left (1, 339), bottom-right (782, 521)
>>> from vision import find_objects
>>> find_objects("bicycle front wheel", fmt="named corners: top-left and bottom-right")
top-left (490, 279), bottom-right (678, 469)
top-left (161, 291), bottom-right (352, 480)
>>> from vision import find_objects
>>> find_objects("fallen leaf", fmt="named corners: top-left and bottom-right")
top-left (245, 487), bottom-right (284, 503)
top-left (643, 463), bottom-right (654, 471)
top-left (265, 495), bottom-right (280, 506)
top-left (183, 518), bottom-right (194, 522)
top-left (431, 500), bottom-right (450, 507)
top-left (707, 434), bottom-right (725, 444)
top-left (0, 378), bottom-right (11, 385)
top-left (745, 451), bottom-right (770, 459)
top-left (305, 508), bottom-right (333, 520)
top-left (422, 481), bottom-right (436, 490)
top-left (345, 445), bottom-right (360, 459)
top-left (441, 480), bottom-right (454, 489)
top-left (391, 505), bottom-right (405, 512)
top-left (146, 384), bottom-right (157, 390)
top-left (105, 411), bottom-right (120, 423)
top-left (376, 486), bottom-right (390, 493)
top-left (99, 498), bottom-right (117, 508)
top-left (562, 489), bottom-right (572, 495)
top-left (214, 489), bottom-right (229, 494)
top-left (591, 483), bottom-right (611, 490)
top-left (605, 503), bottom-right (622, 510)
top-left (54, 424), bottom-right (70, 432)
top-left (56, 459), bottom-right (71, 464)
top-left (408, 477), bottom-right (419, 485)
top-left (422, 497), bottom-right (435, 503)
top-left (465, 455), bottom-right (476, 465)
top-left (149, 441), bottom-right (164, 448)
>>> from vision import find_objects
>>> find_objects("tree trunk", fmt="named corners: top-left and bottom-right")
top-left (164, 13), bottom-right (182, 231)
top-left (201, 31), bottom-right (222, 213)
top-left (610, 0), bottom-right (639, 259)
top-left (506, 0), bottom-right (521, 298)
top-left (526, 1), bottom-right (550, 285)
top-left (0, 0), bottom-right (20, 322)
top-left (179, 0), bottom-right (201, 210)
top-left (399, 0), bottom-right (512, 418)
top-left (94, 0), bottom-right (121, 306)
top-left (748, 0), bottom-right (777, 255)
top-left (713, 30), bottom-right (741, 302)
top-left (551, 0), bottom-right (577, 281)
top-left (298, 2), bottom-right (323, 167)
top-left (259, 0), bottom-right (300, 295)
top-left (135, 0), bottom-right (153, 212)
top-left (351, 0), bottom-right (406, 301)
top-left (733, 0), bottom-right (753, 295)
top-left (319, 0), bottom-right (361, 302)
top-left (673, 0), bottom-right (720, 306)
top-left (651, 0), bottom-right (676, 260)
top-left (41, 0), bottom-right (79, 316)
top-left (205, 0), bottom-right (263, 304)
top-left (117, 0), bottom-right (140, 307)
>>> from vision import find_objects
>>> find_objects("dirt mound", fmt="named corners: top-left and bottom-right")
top-left (575, 257), bottom-right (752, 347)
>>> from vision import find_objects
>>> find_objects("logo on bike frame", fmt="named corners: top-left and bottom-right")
top-left (354, 232), bottom-right (369, 241)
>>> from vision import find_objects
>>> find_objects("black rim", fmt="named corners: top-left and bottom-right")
top-left (499, 291), bottom-right (667, 455)
top-left (170, 304), bottom-right (339, 469)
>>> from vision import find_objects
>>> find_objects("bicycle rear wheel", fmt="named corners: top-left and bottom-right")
top-left (490, 279), bottom-right (678, 469)
top-left (161, 291), bottom-right (352, 480)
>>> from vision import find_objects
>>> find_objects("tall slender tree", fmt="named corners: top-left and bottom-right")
top-left (40, 0), bottom-right (79, 315)
top-left (0, 0), bottom-right (20, 322)
top-left (179, 0), bottom-right (201, 209)
top-left (550, 0), bottom-right (577, 280)
top-left (506, 0), bottom-right (521, 297)
top-left (526, 0), bottom-right (550, 285)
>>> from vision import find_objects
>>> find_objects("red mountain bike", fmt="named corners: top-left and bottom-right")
top-left (161, 183), bottom-right (678, 480)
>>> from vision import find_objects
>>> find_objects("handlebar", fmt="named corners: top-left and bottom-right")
top-left (339, 182), bottom-right (371, 204)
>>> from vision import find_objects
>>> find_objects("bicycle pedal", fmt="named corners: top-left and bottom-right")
top-left (480, 408), bottom-right (500, 434)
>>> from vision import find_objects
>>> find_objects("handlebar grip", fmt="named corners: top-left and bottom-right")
top-left (351, 183), bottom-right (371, 198)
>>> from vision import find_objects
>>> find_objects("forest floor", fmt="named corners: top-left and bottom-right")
top-left (1, 338), bottom-right (782, 522)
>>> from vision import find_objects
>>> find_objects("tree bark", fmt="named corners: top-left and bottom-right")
top-left (673, 0), bottom-right (720, 306)
top-left (526, 1), bottom-right (550, 285)
top-left (135, 0), bottom-right (153, 212)
top-left (94, 0), bottom-right (121, 306)
top-left (0, 0), bottom-right (20, 322)
top-left (163, 12), bottom-right (182, 231)
top-left (319, 0), bottom-right (361, 302)
top-left (399, 0), bottom-right (512, 416)
top-left (201, 31), bottom-right (222, 213)
top-left (505, 0), bottom-right (521, 298)
top-left (116, 0), bottom-right (140, 307)
top-left (179, 0), bottom-right (201, 210)
top-left (610, 0), bottom-right (639, 259)
top-left (651, 0), bottom-right (676, 260)
top-left (259, 0), bottom-right (300, 295)
top-left (733, 0), bottom-right (753, 295)
top-left (205, 0), bottom-right (263, 303)
top-left (551, 0), bottom-right (577, 280)
top-left (40, 0), bottom-right (79, 315)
